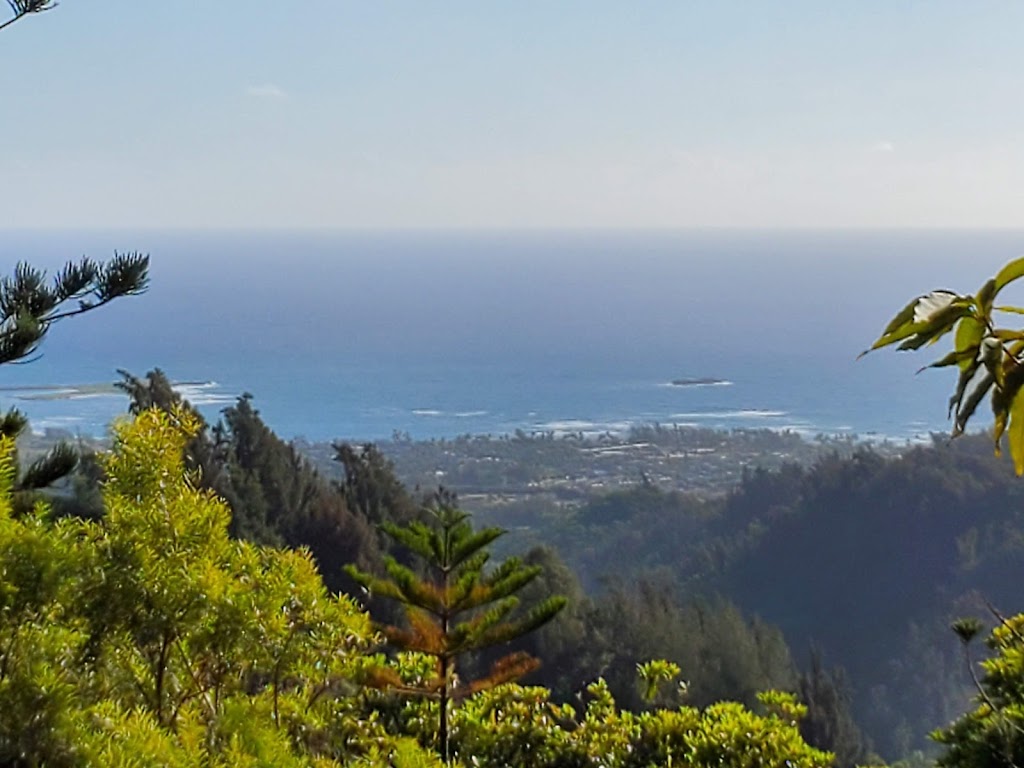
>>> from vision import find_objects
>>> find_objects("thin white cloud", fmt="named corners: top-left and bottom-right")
top-left (246, 83), bottom-right (288, 100)
top-left (868, 141), bottom-right (896, 153)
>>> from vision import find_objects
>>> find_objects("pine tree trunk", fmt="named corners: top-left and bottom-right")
top-left (440, 654), bottom-right (450, 763)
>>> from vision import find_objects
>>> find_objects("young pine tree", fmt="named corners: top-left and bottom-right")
top-left (346, 502), bottom-right (567, 762)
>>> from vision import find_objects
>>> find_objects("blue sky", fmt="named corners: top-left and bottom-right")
top-left (2, 2), bottom-right (1023, 229)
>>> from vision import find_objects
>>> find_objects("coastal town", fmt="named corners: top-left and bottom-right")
top-left (300, 424), bottom-right (908, 516)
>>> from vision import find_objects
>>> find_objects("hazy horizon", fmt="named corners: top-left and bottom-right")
top-left (3, 229), bottom-right (1021, 442)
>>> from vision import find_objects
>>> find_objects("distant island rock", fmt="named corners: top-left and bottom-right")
top-left (670, 377), bottom-right (732, 387)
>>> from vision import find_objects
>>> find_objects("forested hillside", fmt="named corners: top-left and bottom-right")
top-left (6, 371), bottom-right (834, 767)
top-left (428, 432), bottom-right (1024, 759)
top-left (39, 370), bottom-right (1024, 764)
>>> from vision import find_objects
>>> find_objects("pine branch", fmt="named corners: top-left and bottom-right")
top-left (461, 652), bottom-right (541, 699)
top-left (0, 253), bottom-right (149, 365)
top-left (0, 0), bottom-right (56, 33)
top-left (18, 441), bottom-right (78, 490)
top-left (0, 408), bottom-right (27, 441)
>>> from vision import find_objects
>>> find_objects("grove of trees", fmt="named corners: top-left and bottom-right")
top-left (0, 403), bottom-right (835, 767)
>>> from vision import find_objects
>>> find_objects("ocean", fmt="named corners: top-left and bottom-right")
top-left (1, 229), bottom-right (1021, 444)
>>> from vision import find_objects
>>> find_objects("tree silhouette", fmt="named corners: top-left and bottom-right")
top-left (1, 254), bottom-right (149, 369)
top-left (0, 0), bottom-right (54, 34)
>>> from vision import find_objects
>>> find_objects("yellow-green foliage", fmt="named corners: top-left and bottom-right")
top-left (0, 408), bottom-right (375, 766)
top-left (0, 435), bottom-right (14, 518)
top-left (450, 679), bottom-right (832, 768)
top-left (370, 655), bottom-right (830, 768)
top-left (0, 409), bottom-right (835, 768)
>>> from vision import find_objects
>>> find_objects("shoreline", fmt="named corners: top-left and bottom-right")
top-left (4, 381), bottom-right (947, 449)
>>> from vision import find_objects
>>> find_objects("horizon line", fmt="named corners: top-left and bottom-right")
top-left (5, 225), bottom-right (1024, 234)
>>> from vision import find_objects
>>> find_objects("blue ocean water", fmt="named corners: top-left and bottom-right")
top-left (2, 229), bottom-right (1022, 444)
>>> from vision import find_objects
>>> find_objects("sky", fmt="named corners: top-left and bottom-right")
top-left (2, 2), bottom-right (1023, 229)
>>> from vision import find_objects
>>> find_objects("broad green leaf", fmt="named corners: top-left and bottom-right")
top-left (997, 339), bottom-right (1024, 391)
top-left (995, 256), bottom-right (1024, 294)
top-left (918, 348), bottom-right (976, 373)
top-left (895, 303), bottom-right (971, 351)
top-left (954, 372), bottom-right (994, 435)
top-left (949, 362), bottom-right (981, 418)
top-left (879, 296), bottom-right (921, 337)
top-left (994, 400), bottom-right (1009, 453)
top-left (954, 317), bottom-right (985, 371)
top-left (896, 333), bottom-right (941, 351)
top-left (912, 290), bottom-right (960, 324)
top-left (977, 278), bottom-right (997, 316)
top-left (1009, 388), bottom-right (1024, 476)
top-left (864, 291), bottom-right (967, 354)
top-left (993, 362), bottom-right (1024, 457)
top-left (991, 329), bottom-right (1024, 341)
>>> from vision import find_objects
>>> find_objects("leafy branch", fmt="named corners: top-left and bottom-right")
top-left (863, 257), bottom-right (1024, 473)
